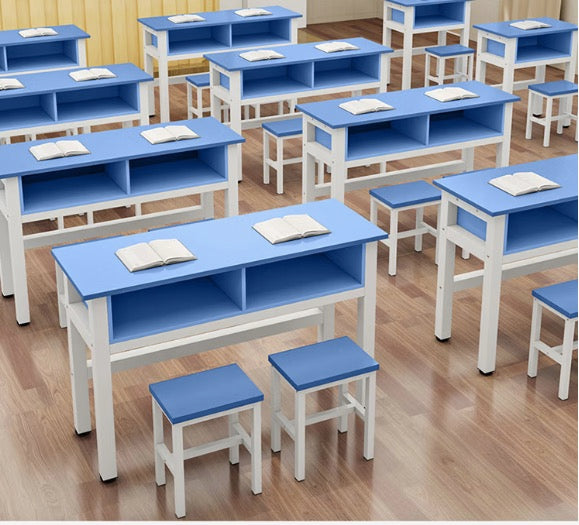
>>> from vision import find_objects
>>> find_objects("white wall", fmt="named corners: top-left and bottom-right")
top-left (561, 0), bottom-right (578, 23)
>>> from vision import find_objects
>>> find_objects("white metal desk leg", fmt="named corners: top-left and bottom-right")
top-left (55, 263), bottom-right (67, 328)
top-left (401, 8), bottom-right (414, 90)
top-left (270, 368), bottom-right (281, 453)
top-left (89, 297), bottom-right (118, 481)
top-left (294, 391), bottom-right (306, 481)
top-left (229, 72), bottom-right (243, 136)
top-left (68, 317), bottom-right (92, 435)
top-left (0, 209), bottom-right (14, 297)
top-left (363, 373), bottom-right (376, 460)
top-left (558, 318), bottom-right (576, 400)
top-left (496, 103), bottom-right (513, 167)
top-left (477, 215), bottom-right (506, 375)
top-left (157, 32), bottom-right (170, 123)
top-left (152, 400), bottom-right (166, 486)
top-left (143, 28), bottom-right (156, 117)
top-left (533, 65), bottom-right (546, 115)
top-left (330, 128), bottom-right (347, 203)
top-left (200, 192), bottom-right (215, 219)
top-left (302, 119), bottom-right (317, 203)
top-left (527, 298), bottom-right (542, 378)
top-left (382, 2), bottom-right (392, 86)
top-left (318, 304), bottom-right (335, 342)
top-left (228, 412), bottom-right (240, 464)
top-left (434, 194), bottom-right (457, 341)
top-left (138, 83), bottom-right (150, 126)
top-left (475, 33), bottom-right (487, 84)
top-left (501, 41), bottom-right (516, 94)
top-left (251, 404), bottom-right (262, 494)
top-left (225, 143), bottom-right (240, 216)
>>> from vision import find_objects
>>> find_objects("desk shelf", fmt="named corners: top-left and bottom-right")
top-left (3, 40), bottom-right (79, 73)
top-left (0, 93), bottom-right (56, 129)
top-left (313, 55), bottom-right (380, 89)
top-left (242, 63), bottom-right (313, 98)
top-left (167, 26), bottom-right (231, 56)
top-left (391, 2), bottom-right (466, 29)
top-left (486, 32), bottom-right (573, 63)
top-left (230, 19), bottom-right (291, 48)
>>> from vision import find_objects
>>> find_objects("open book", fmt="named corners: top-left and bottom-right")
top-left (69, 68), bottom-right (117, 82)
top-left (339, 98), bottom-right (394, 115)
top-left (234, 8), bottom-right (271, 17)
top-left (488, 172), bottom-right (560, 196)
top-left (510, 20), bottom-right (551, 30)
top-left (116, 239), bottom-right (196, 272)
top-left (29, 140), bottom-right (90, 161)
top-left (425, 87), bottom-right (479, 102)
top-left (315, 41), bottom-right (359, 53)
top-left (253, 214), bottom-right (330, 244)
top-left (168, 14), bottom-right (205, 23)
top-left (19, 27), bottom-right (58, 38)
top-left (240, 49), bottom-right (284, 62)
top-left (0, 78), bottom-right (24, 90)
top-left (141, 125), bottom-right (199, 145)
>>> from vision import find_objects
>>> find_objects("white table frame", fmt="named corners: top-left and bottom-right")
top-left (57, 241), bottom-right (378, 481)
top-left (434, 191), bottom-right (578, 374)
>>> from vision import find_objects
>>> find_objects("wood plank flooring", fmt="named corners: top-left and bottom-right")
top-left (0, 18), bottom-right (576, 521)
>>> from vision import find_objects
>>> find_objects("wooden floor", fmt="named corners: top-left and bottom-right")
top-left (0, 19), bottom-right (577, 521)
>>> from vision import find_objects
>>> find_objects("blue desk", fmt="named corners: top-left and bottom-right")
top-left (204, 37), bottom-right (392, 134)
top-left (433, 155), bottom-right (578, 374)
top-left (52, 198), bottom-right (386, 481)
top-left (0, 62), bottom-right (152, 143)
top-left (0, 24), bottom-right (89, 76)
top-left (383, 0), bottom-right (473, 89)
top-left (138, 6), bottom-right (302, 122)
top-left (297, 80), bottom-right (519, 203)
top-left (0, 117), bottom-right (243, 325)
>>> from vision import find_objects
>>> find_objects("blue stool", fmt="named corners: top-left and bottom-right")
top-left (526, 80), bottom-right (578, 147)
top-left (370, 181), bottom-right (441, 276)
top-left (269, 336), bottom-right (379, 481)
top-left (150, 364), bottom-right (264, 518)
top-left (424, 44), bottom-right (475, 86)
top-left (528, 280), bottom-right (578, 400)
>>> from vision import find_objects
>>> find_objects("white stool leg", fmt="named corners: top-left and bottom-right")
top-left (316, 161), bottom-right (324, 185)
top-left (388, 209), bottom-right (398, 276)
top-left (527, 298), bottom-right (542, 378)
top-left (251, 404), bottom-right (262, 494)
top-left (278, 101), bottom-right (284, 115)
top-left (467, 54), bottom-right (474, 81)
top-left (270, 368), bottom-right (281, 453)
top-left (556, 96), bottom-right (566, 135)
top-left (363, 373), bottom-right (376, 460)
top-left (263, 130), bottom-right (270, 185)
top-left (434, 204), bottom-right (440, 266)
top-left (276, 137), bottom-right (284, 195)
top-left (436, 56), bottom-right (445, 85)
top-left (172, 425), bottom-right (186, 519)
top-left (186, 84), bottom-right (192, 119)
top-left (525, 92), bottom-right (534, 140)
top-left (152, 400), bottom-right (166, 486)
top-left (229, 412), bottom-right (240, 465)
top-left (543, 96), bottom-right (553, 147)
top-left (415, 207), bottom-right (424, 252)
top-left (558, 318), bottom-right (576, 401)
top-left (370, 198), bottom-right (378, 225)
top-left (338, 383), bottom-right (348, 433)
top-left (294, 391), bottom-right (306, 481)
top-left (425, 54), bottom-right (430, 86)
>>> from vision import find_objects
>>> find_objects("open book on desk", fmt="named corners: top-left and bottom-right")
top-left (339, 98), bottom-right (394, 115)
top-left (141, 125), bottom-right (199, 145)
top-left (69, 68), bottom-right (117, 82)
top-left (253, 214), bottom-right (330, 244)
top-left (29, 140), bottom-right (90, 161)
top-left (240, 49), bottom-right (284, 62)
top-left (168, 14), bottom-right (205, 23)
top-left (425, 87), bottom-right (478, 102)
top-left (116, 239), bottom-right (196, 272)
top-left (0, 78), bottom-right (24, 90)
top-left (510, 20), bottom-right (551, 30)
top-left (315, 41), bottom-right (359, 53)
top-left (234, 8), bottom-right (271, 17)
top-left (19, 27), bottom-right (58, 38)
top-left (489, 171), bottom-right (560, 196)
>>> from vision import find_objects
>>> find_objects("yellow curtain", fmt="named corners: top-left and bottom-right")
top-left (501, 0), bottom-right (562, 20)
top-left (0, 0), bottom-right (218, 72)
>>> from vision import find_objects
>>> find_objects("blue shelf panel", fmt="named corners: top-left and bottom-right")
top-left (110, 275), bottom-right (243, 343)
top-left (313, 55), bottom-right (379, 89)
top-left (167, 25), bottom-right (231, 55)
top-left (168, 38), bottom-right (230, 56)
top-left (414, 2), bottom-right (465, 28)
top-left (5, 39), bottom-right (78, 72)
top-left (0, 93), bottom-right (56, 130)
top-left (516, 45), bottom-right (573, 63)
top-left (245, 250), bottom-right (363, 312)
top-left (6, 54), bottom-right (78, 72)
top-left (314, 70), bottom-right (378, 89)
top-left (231, 19), bottom-right (291, 48)
top-left (243, 75), bottom-right (311, 98)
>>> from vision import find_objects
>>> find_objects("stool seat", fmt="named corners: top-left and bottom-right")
top-left (532, 280), bottom-right (578, 319)
top-left (529, 80), bottom-right (578, 97)
top-left (263, 117), bottom-right (303, 137)
top-left (185, 73), bottom-right (210, 88)
top-left (149, 363), bottom-right (264, 424)
top-left (425, 44), bottom-right (475, 57)
top-left (268, 336), bottom-right (378, 391)
top-left (370, 181), bottom-right (441, 209)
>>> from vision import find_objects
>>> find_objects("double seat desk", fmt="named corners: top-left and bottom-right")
top-left (297, 80), bottom-right (519, 203)
top-left (52, 199), bottom-right (386, 481)
top-left (433, 155), bottom-right (578, 374)
top-left (0, 62), bottom-right (152, 144)
top-left (204, 37), bottom-right (392, 134)
top-left (0, 117), bottom-right (244, 325)
top-left (138, 6), bottom-right (302, 122)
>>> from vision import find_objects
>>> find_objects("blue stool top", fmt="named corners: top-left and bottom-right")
top-left (532, 280), bottom-right (578, 319)
top-left (263, 117), bottom-right (303, 137)
top-left (425, 44), bottom-right (475, 57)
top-left (185, 73), bottom-right (210, 88)
top-left (268, 336), bottom-right (379, 391)
top-left (149, 364), bottom-right (264, 425)
top-left (370, 181), bottom-right (441, 208)
top-left (529, 80), bottom-right (578, 97)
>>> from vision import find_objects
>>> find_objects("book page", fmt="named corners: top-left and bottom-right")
top-left (283, 214), bottom-right (330, 238)
top-left (149, 239), bottom-right (196, 265)
top-left (240, 49), bottom-right (284, 62)
top-left (89, 68), bottom-right (116, 79)
top-left (512, 172), bottom-right (560, 191)
top-left (165, 125), bottom-right (200, 141)
top-left (315, 41), bottom-right (359, 53)
top-left (253, 218), bottom-right (301, 244)
top-left (0, 78), bottom-right (24, 90)
top-left (19, 27), bottom-right (57, 38)
top-left (425, 87), bottom-right (478, 102)
top-left (140, 128), bottom-right (174, 145)
top-left (69, 69), bottom-right (95, 82)
top-left (29, 143), bottom-right (63, 161)
top-left (339, 99), bottom-right (394, 115)
top-left (116, 243), bottom-right (164, 272)
top-left (55, 140), bottom-right (90, 157)
top-left (510, 20), bottom-right (550, 30)
top-left (168, 14), bottom-right (205, 23)
top-left (234, 8), bottom-right (271, 17)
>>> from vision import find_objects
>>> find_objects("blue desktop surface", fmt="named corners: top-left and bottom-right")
top-left (204, 37), bottom-right (392, 71)
top-left (474, 17), bottom-right (578, 38)
top-left (433, 155), bottom-right (578, 217)
top-left (386, 0), bottom-right (472, 5)
top-left (0, 63), bottom-right (151, 98)
top-left (296, 81), bottom-right (519, 129)
top-left (138, 5), bottom-right (301, 31)
top-left (0, 117), bottom-right (243, 179)
top-left (0, 24), bottom-right (90, 46)
top-left (52, 199), bottom-right (387, 301)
